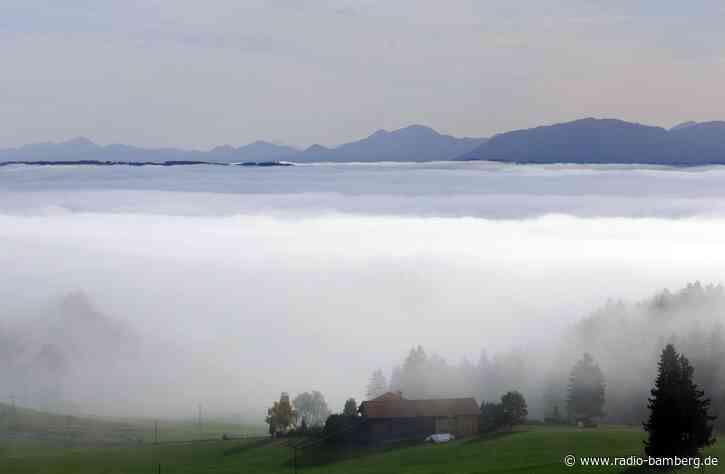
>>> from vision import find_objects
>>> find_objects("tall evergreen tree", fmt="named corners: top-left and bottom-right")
top-left (644, 344), bottom-right (716, 458)
top-left (389, 366), bottom-right (403, 393)
top-left (343, 398), bottom-right (358, 417)
top-left (365, 369), bottom-right (388, 399)
top-left (567, 353), bottom-right (606, 423)
top-left (479, 401), bottom-right (504, 432)
top-left (401, 345), bottom-right (429, 398)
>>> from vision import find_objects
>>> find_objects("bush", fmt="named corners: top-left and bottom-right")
top-left (480, 391), bottom-right (528, 432)
top-left (322, 414), bottom-right (363, 445)
top-left (480, 402), bottom-right (505, 433)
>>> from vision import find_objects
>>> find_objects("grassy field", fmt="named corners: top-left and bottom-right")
top-left (0, 402), bottom-right (264, 446)
top-left (3, 424), bottom-right (725, 473)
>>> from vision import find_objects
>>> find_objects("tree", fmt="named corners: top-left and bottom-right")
top-left (553, 405), bottom-right (562, 422)
top-left (266, 392), bottom-right (297, 436)
top-left (567, 353), bottom-right (606, 424)
top-left (644, 344), bottom-right (716, 458)
top-left (500, 391), bottom-right (528, 427)
top-left (293, 391), bottom-right (330, 427)
top-left (343, 398), bottom-right (358, 417)
top-left (389, 366), bottom-right (402, 393)
top-left (479, 401), bottom-right (504, 432)
top-left (400, 345), bottom-right (429, 398)
top-left (366, 369), bottom-right (388, 399)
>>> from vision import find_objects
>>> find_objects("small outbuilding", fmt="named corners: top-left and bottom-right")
top-left (358, 392), bottom-right (480, 442)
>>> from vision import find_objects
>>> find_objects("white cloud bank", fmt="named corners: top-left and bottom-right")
top-left (2, 163), bottom-right (725, 418)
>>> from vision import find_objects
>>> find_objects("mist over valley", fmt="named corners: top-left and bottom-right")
top-left (3, 163), bottom-right (725, 430)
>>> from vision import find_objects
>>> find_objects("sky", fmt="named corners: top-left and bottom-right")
top-left (1, 0), bottom-right (724, 149)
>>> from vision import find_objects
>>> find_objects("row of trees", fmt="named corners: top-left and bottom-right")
top-left (365, 347), bottom-right (605, 424)
top-left (267, 345), bottom-right (715, 461)
top-left (265, 390), bottom-right (359, 437)
top-left (363, 282), bottom-right (725, 434)
top-left (570, 282), bottom-right (725, 429)
top-left (480, 391), bottom-right (528, 432)
top-left (365, 345), bottom-right (526, 406)
top-left (478, 352), bottom-right (605, 431)
top-left (481, 344), bottom-right (717, 460)
top-left (269, 349), bottom-right (605, 438)
top-left (265, 391), bottom-right (331, 436)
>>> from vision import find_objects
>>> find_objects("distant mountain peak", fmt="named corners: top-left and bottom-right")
top-left (399, 124), bottom-right (437, 134)
top-left (241, 140), bottom-right (295, 150)
top-left (565, 117), bottom-right (639, 126)
top-left (671, 121), bottom-right (698, 131)
top-left (360, 125), bottom-right (440, 142)
top-left (210, 144), bottom-right (236, 154)
top-left (292, 124), bottom-right (485, 162)
top-left (458, 117), bottom-right (725, 165)
top-left (62, 137), bottom-right (96, 147)
top-left (305, 144), bottom-right (330, 153)
top-left (59, 291), bottom-right (102, 322)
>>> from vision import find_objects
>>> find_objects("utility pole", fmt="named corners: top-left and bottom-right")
top-left (154, 420), bottom-right (159, 444)
top-left (10, 395), bottom-right (17, 430)
top-left (197, 404), bottom-right (202, 439)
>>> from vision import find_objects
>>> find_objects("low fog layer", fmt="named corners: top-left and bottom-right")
top-left (6, 162), bottom-right (725, 218)
top-left (2, 163), bottom-right (725, 424)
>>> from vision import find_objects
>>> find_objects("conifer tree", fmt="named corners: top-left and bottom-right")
top-left (567, 353), bottom-right (606, 423)
top-left (366, 369), bottom-right (388, 399)
top-left (644, 344), bottom-right (716, 458)
top-left (343, 398), bottom-right (358, 417)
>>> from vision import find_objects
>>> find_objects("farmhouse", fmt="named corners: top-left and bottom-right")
top-left (358, 392), bottom-right (480, 442)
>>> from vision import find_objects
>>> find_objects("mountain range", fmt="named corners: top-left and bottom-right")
top-left (2, 118), bottom-right (725, 165)
top-left (458, 118), bottom-right (725, 165)
top-left (0, 125), bottom-right (485, 164)
top-left (295, 125), bottom-right (486, 162)
top-left (0, 137), bottom-right (298, 165)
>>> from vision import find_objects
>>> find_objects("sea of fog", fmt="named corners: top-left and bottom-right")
top-left (2, 161), bottom-right (725, 418)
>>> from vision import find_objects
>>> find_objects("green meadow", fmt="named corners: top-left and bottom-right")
top-left (3, 424), bottom-right (724, 474)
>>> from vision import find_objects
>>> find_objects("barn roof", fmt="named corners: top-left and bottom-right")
top-left (360, 393), bottom-right (479, 419)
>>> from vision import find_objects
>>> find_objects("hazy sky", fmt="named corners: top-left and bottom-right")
top-left (1, 1), bottom-right (724, 149)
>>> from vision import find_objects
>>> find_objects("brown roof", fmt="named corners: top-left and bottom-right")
top-left (360, 393), bottom-right (480, 419)
top-left (371, 391), bottom-right (404, 402)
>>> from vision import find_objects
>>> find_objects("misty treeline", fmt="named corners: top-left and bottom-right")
top-left (0, 292), bottom-right (137, 413)
top-left (367, 282), bottom-right (725, 429)
top-left (366, 344), bottom-right (526, 405)
top-left (266, 390), bottom-right (360, 437)
top-left (0, 291), bottom-right (256, 420)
